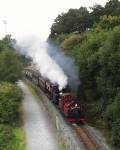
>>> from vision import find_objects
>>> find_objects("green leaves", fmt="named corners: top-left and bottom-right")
top-left (0, 124), bottom-right (13, 150)
top-left (61, 34), bottom-right (82, 51)
top-left (0, 82), bottom-right (23, 124)
top-left (106, 93), bottom-right (120, 146)
top-left (0, 49), bottom-right (23, 83)
top-left (50, 7), bottom-right (92, 37)
top-left (99, 15), bottom-right (120, 30)
top-left (105, 0), bottom-right (120, 16)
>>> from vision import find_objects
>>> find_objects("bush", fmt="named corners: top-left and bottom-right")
top-left (99, 15), bottom-right (120, 30)
top-left (61, 34), bottom-right (83, 51)
top-left (106, 93), bottom-right (120, 147)
top-left (0, 124), bottom-right (13, 150)
top-left (0, 49), bottom-right (23, 83)
top-left (55, 33), bottom-right (68, 44)
top-left (0, 82), bottom-right (23, 124)
top-left (112, 120), bottom-right (120, 147)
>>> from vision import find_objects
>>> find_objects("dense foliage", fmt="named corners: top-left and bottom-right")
top-left (0, 36), bottom-right (23, 83)
top-left (0, 82), bottom-right (23, 124)
top-left (0, 35), bottom-right (24, 149)
top-left (0, 50), bottom-right (23, 83)
top-left (0, 124), bottom-right (13, 150)
top-left (50, 0), bottom-right (120, 148)
top-left (106, 93), bottom-right (120, 146)
top-left (50, 7), bottom-right (92, 37)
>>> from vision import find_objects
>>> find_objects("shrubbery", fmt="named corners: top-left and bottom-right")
top-left (99, 15), bottom-right (120, 29)
top-left (55, 33), bottom-right (68, 44)
top-left (0, 82), bottom-right (23, 124)
top-left (0, 49), bottom-right (23, 83)
top-left (61, 34), bottom-right (83, 51)
top-left (0, 124), bottom-right (13, 150)
top-left (106, 93), bottom-right (120, 146)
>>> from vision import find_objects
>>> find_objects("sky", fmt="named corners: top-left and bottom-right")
top-left (0, 0), bottom-right (108, 40)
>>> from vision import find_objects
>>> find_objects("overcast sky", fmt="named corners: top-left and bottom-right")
top-left (0, 0), bottom-right (108, 40)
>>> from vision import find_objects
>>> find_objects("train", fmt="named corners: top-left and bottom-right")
top-left (24, 66), bottom-right (85, 124)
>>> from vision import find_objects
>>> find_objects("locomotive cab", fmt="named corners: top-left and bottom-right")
top-left (58, 93), bottom-right (75, 110)
top-left (64, 100), bottom-right (85, 123)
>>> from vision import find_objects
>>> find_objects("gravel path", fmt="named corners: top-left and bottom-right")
top-left (18, 81), bottom-right (61, 150)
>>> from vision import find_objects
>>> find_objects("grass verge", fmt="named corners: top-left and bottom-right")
top-left (11, 101), bottom-right (26, 150)
top-left (11, 127), bottom-right (26, 150)
top-left (0, 103), bottom-right (26, 150)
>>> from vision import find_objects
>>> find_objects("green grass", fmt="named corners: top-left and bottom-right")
top-left (11, 127), bottom-right (26, 150)
top-left (59, 142), bottom-right (68, 150)
top-left (0, 103), bottom-right (26, 150)
top-left (10, 102), bottom-right (26, 150)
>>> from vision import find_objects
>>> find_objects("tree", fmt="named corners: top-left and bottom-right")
top-left (90, 4), bottom-right (105, 23)
top-left (0, 35), bottom-right (13, 52)
top-left (0, 50), bottom-right (23, 83)
top-left (50, 7), bottom-right (92, 37)
top-left (90, 0), bottom-right (120, 24)
top-left (97, 26), bottom-right (120, 106)
top-left (104, 0), bottom-right (120, 16)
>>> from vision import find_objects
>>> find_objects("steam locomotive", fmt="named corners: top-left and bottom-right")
top-left (25, 66), bottom-right (85, 124)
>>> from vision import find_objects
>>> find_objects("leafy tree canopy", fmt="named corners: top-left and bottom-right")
top-left (0, 49), bottom-right (23, 83)
top-left (50, 0), bottom-right (120, 38)
top-left (104, 0), bottom-right (120, 16)
top-left (50, 7), bottom-right (92, 37)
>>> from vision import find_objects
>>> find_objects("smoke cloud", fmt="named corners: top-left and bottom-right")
top-left (14, 35), bottom-right (68, 90)
top-left (47, 40), bottom-right (80, 92)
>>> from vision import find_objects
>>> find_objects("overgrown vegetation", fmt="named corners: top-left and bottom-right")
top-left (49, 0), bottom-right (120, 148)
top-left (0, 35), bottom-right (25, 149)
top-left (11, 127), bottom-right (26, 150)
top-left (0, 82), bottom-right (23, 124)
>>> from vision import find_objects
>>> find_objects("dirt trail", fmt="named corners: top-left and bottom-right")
top-left (18, 81), bottom-right (61, 150)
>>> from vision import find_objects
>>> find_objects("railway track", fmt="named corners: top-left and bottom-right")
top-left (73, 124), bottom-right (100, 150)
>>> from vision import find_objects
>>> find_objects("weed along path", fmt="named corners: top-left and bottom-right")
top-left (18, 81), bottom-right (61, 150)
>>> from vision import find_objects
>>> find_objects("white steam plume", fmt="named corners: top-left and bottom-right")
top-left (14, 36), bottom-right (68, 90)
top-left (47, 39), bottom-right (80, 93)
